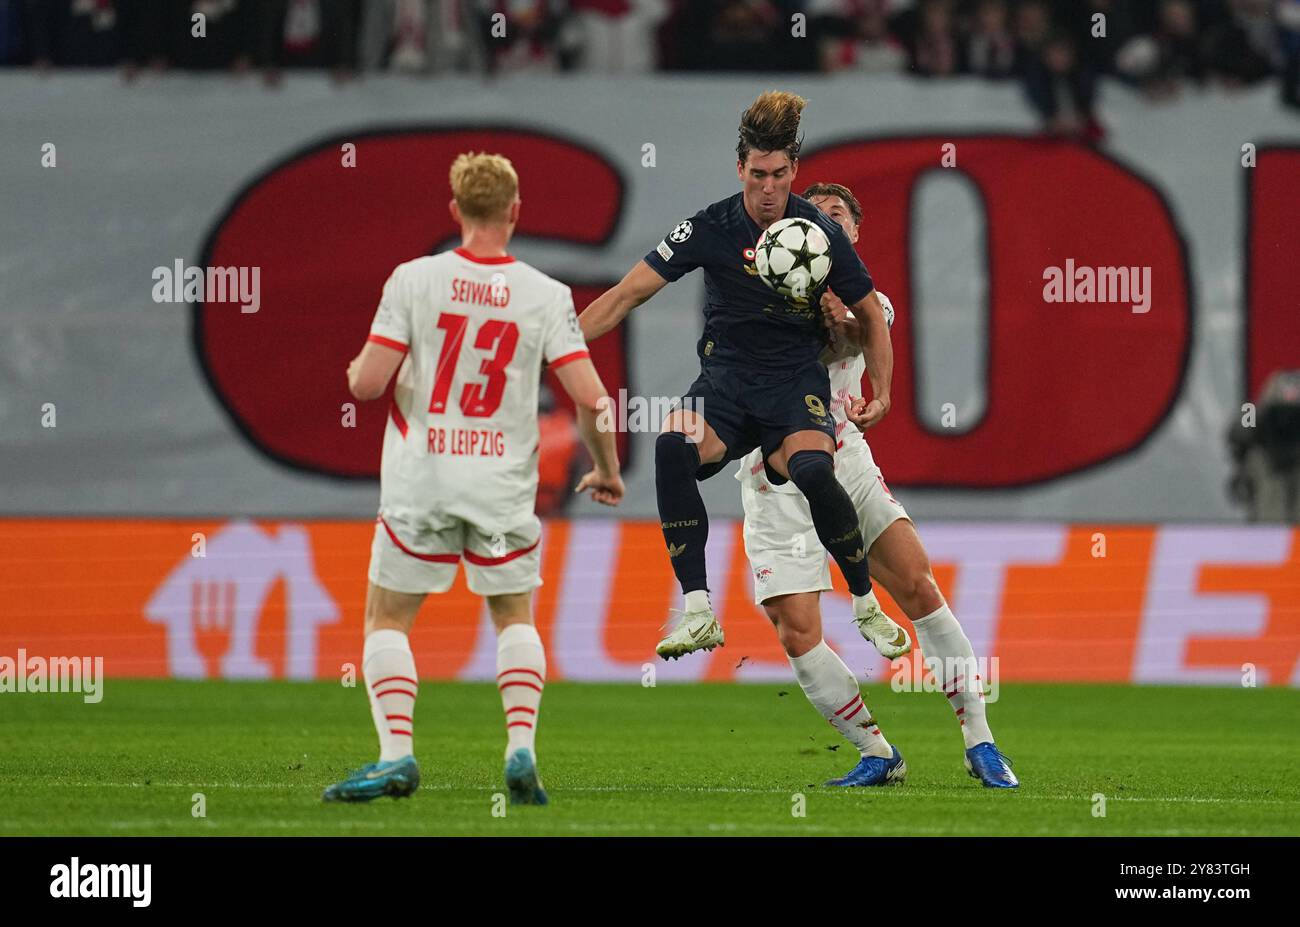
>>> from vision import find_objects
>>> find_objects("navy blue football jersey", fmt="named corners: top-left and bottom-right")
top-left (643, 192), bottom-right (874, 372)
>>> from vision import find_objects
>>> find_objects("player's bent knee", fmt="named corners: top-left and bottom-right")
top-left (655, 431), bottom-right (700, 480)
top-left (916, 572), bottom-right (946, 614)
top-left (661, 408), bottom-right (698, 436)
top-left (785, 449), bottom-right (835, 491)
top-left (778, 625), bottom-right (820, 659)
top-left (766, 598), bottom-right (821, 657)
top-left (897, 570), bottom-right (944, 617)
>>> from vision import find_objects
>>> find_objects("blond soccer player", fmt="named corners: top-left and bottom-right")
top-left (324, 153), bottom-right (623, 805)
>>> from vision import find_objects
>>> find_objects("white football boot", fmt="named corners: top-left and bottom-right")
top-left (655, 608), bottom-right (724, 661)
top-left (852, 590), bottom-right (913, 659)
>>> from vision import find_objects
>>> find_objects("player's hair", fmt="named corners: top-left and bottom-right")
top-left (736, 91), bottom-right (806, 165)
top-left (449, 152), bottom-right (519, 223)
top-left (803, 182), bottom-right (863, 225)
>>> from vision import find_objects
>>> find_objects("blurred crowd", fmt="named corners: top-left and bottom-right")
top-left (1, 1), bottom-right (1297, 130)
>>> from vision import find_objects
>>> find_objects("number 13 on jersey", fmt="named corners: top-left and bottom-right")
top-left (429, 312), bottom-right (520, 418)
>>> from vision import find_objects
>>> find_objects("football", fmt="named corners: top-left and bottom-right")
top-left (754, 217), bottom-right (833, 306)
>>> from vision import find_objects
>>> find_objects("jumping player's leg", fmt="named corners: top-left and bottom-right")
top-left (653, 404), bottom-right (732, 660)
top-left (760, 361), bottom-right (878, 614)
top-left (655, 406), bottom-right (727, 601)
top-left (768, 429), bottom-right (877, 610)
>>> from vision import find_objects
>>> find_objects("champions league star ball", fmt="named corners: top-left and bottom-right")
top-left (754, 217), bottom-right (832, 306)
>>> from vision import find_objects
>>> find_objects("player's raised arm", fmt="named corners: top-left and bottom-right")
top-left (553, 357), bottom-right (624, 506)
top-left (817, 206), bottom-right (892, 427)
top-left (846, 289), bottom-right (894, 428)
top-left (821, 288), bottom-right (895, 352)
top-left (581, 212), bottom-right (710, 341)
top-left (820, 287), bottom-right (864, 348)
top-left (579, 260), bottom-right (667, 342)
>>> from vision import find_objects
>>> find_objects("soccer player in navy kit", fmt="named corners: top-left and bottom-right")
top-left (580, 91), bottom-right (903, 661)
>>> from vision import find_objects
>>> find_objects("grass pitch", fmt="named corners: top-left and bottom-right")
top-left (1, 680), bottom-right (1297, 836)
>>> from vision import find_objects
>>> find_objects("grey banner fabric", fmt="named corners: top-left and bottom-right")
top-left (1, 72), bottom-right (1294, 520)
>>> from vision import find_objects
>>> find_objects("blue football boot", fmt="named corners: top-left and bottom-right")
top-left (504, 748), bottom-right (549, 805)
top-left (322, 755), bottom-right (420, 803)
top-left (964, 742), bottom-right (1019, 788)
top-left (825, 745), bottom-right (907, 787)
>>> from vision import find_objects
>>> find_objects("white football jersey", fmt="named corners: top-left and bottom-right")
top-left (368, 248), bottom-right (588, 535)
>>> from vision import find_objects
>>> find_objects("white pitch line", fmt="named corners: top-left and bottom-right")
top-left (0, 820), bottom-right (1255, 837)
top-left (28, 781), bottom-right (1300, 805)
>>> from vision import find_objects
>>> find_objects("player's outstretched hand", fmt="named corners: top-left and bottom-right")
top-left (575, 469), bottom-right (624, 506)
top-left (820, 288), bottom-right (849, 329)
top-left (847, 396), bottom-right (890, 431)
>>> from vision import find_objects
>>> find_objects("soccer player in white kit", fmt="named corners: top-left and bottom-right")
top-left (323, 153), bottom-right (624, 805)
top-left (737, 182), bottom-right (1018, 788)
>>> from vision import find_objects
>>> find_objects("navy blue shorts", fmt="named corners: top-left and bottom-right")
top-left (679, 360), bottom-right (836, 479)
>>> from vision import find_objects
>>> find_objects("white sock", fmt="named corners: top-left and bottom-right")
top-left (684, 589), bottom-right (711, 613)
top-left (363, 628), bottom-right (418, 762)
top-left (851, 589), bottom-right (879, 615)
top-left (912, 604), bottom-right (994, 749)
top-left (789, 640), bottom-right (892, 758)
top-left (496, 623), bottom-right (546, 759)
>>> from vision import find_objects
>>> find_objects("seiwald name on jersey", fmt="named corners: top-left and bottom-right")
top-left (643, 191), bottom-right (875, 373)
top-left (367, 248), bottom-right (589, 535)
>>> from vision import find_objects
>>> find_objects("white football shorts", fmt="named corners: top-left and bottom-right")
top-left (368, 511), bottom-right (543, 596)
top-left (741, 457), bottom-right (910, 605)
